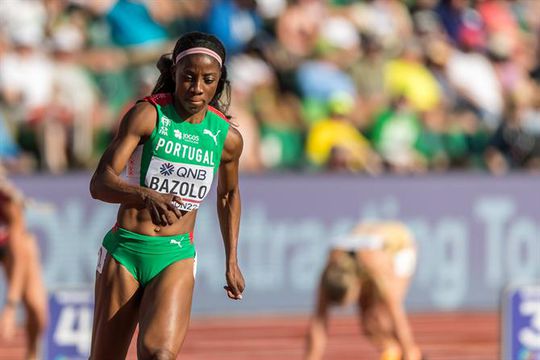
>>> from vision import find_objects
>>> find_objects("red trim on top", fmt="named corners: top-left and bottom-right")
top-left (208, 106), bottom-right (230, 123)
top-left (183, 198), bottom-right (202, 203)
top-left (140, 93), bottom-right (173, 106)
top-left (189, 231), bottom-right (194, 244)
top-left (139, 96), bottom-right (229, 124)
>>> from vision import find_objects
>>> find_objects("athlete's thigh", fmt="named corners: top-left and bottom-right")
top-left (360, 249), bottom-right (413, 302)
top-left (137, 258), bottom-right (195, 359)
top-left (359, 252), bottom-right (414, 334)
top-left (90, 253), bottom-right (141, 360)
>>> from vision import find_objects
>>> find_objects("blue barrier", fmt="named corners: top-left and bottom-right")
top-left (2, 173), bottom-right (539, 314)
top-left (44, 288), bottom-right (93, 360)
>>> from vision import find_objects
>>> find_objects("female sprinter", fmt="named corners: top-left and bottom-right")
top-left (305, 221), bottom-right (423, 360)
top-left (0, 173), bottom-right (48, 360)
top-left (89, 32), bottom-right (244, 360)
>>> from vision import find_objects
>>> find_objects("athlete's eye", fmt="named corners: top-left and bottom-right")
top-left (183, 75), bottom-right (194, 82)
top-left (204, 78), bottom-right (215, 84)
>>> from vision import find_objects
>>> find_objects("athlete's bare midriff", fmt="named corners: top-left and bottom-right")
top-left (116, 204), bottom-right (198, 236)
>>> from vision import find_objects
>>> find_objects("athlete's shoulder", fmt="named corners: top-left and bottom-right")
top-left (208, 106), bottom-right (232, 125)
top-left (138, 93), bottom-right (174, 107)
top-left (119, 101), bottom-right (157, 137)
top-left (222, 126), bottom-right (243, 162)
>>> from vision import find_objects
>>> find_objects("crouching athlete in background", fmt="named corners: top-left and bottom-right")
top-left (0, 171), bottom-right (48, 360)
top-left (305, 221), bottom-right (424, 360)
top-left (89, 32), bottom-right (244, 359)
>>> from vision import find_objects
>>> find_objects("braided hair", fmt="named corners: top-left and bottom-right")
top-left (152, 32), bottom-right (231, 118)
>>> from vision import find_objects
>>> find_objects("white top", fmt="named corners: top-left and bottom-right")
top-left (331, 233), bottom-right (385, 251)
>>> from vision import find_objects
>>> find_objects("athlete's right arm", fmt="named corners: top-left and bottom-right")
top-left (89, 102), bottom-right (182, 225)
top-left (359, 251), bottom-right (420, 360)
top-left (304, 280), bottom-right (329, 360)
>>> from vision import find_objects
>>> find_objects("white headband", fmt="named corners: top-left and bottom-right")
top-left (174, 47), bottom-right (223, 67)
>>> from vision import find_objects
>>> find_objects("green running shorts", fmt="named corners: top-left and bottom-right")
top-left (99, 225), bottom-right (196, 287)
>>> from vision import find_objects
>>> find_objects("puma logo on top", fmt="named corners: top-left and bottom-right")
top-left (203, 129), bottom-right (221, 145)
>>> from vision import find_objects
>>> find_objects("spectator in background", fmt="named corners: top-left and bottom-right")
top-left (424, 35), bottom-right (457, 106)
top-left (296, 15), bottom-right (359, 125)
top-left (275, 0), bottom-right (324, 58)
top-left (0, 0), bottom-right (47, 44)
top-left (370, 96), bottom-right (428, 174)
top-left (476, 0), bottom-right (521, 52)
top-left (0, 26), bottom-right (55, 171)
top-left (445, 21), bottom-right (504, 131)
top-left (79, 0), bottom-right (175, 119)
top-left (435, 0), bottom-right (471, 45)
top-left (49, 23), bottom-right (102, 170)
top-left (166, 1), bottom-right (212, 35)
top-left (87, 0), bottom-right (169, 49)
top-left (485, 86), bottom-right (540, 174)
top-left (0, 112), bottom-right (30, 173)
top-left (383, 39), bottom-right (441, 113)
top-left (0, 0), bottom-right (538, 175)
top-left (348, 33), bottom-right (388, 130)
top-left (227, 53), bottom-right (268, 172)
top-left (346, 0), bottom-right (413, 51)
top-left (206, 0), bottom-right (263, 55)
top-left (306, 92), bottom-right (381, 174)
top-left (250, 68), bottom-right (305, 170)
top-left (423, 35), bottom-right (491, 169)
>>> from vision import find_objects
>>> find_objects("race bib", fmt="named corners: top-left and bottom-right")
top-left (145, 157), bottom-right (214, 212)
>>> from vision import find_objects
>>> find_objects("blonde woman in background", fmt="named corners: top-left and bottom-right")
top-left (305, 221), bottom-right (423, 360)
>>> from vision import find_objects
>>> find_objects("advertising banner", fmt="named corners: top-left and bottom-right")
top-left (4, 173), bottom-right (539, 314)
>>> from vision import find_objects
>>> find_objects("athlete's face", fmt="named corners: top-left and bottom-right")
top-left (174, 54), bottom-right (222, 115)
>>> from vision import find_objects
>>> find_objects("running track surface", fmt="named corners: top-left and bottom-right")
top-left (0, 312), bottom-right (498, 359)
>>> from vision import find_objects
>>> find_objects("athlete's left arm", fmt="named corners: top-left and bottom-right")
top-left (217, 126), bottom-right (245, 300)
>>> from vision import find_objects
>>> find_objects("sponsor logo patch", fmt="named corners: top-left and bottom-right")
top-left (159, 162), bottom-right (175, 176)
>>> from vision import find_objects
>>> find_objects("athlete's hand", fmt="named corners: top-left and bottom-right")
top-left (224, 263), bottom-right (245, 300)
top-left (0, 306), bottom-right (16, 341)
top-left (142, 188), bottom-right (183, 227)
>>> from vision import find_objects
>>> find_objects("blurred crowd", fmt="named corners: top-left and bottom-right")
top-left (0, 0), bottom-right (539, 175)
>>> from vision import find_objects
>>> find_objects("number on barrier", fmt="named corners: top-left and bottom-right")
top-left (519, 300), bottom-right (540, 349)
top-left (53, 306), bottom-right (92, 354)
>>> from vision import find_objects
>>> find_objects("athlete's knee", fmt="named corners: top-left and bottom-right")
top-left (362, 313), bottom-right (378, 337)
top-left (24, 235), bottom-right (40, 259)
top-left (140, 347), bottom-right (177, 360)
top-left (362, 308), bottom-right (392, 338)
top-left (150, 349), bottom-right (176, 360)
top-left (23, 296), bottom-right (48, 330)
top-left (26, 304), bottom-right (48, 333)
